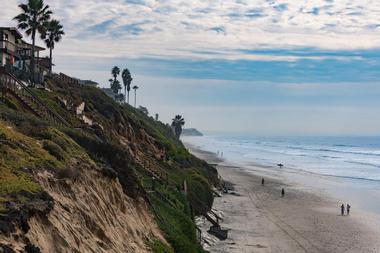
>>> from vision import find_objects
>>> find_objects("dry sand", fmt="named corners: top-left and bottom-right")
top-left (188, 145), bottom-right (380, 253)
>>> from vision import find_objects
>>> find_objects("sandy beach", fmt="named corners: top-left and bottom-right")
top-left (187, 144), bottom-right (380, 253)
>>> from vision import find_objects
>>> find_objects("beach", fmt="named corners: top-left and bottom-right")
top-left (187, 143), bottom-right (380, 253)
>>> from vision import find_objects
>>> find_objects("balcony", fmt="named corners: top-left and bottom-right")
top-left (0, 40), bottom-right (17, 54)
top-left (0, 40), bottom-right (40, 59)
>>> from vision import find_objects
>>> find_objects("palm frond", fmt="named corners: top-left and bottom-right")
top-left (19, 4), bottom-right (29, 13)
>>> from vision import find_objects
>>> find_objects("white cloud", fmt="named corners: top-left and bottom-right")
top-left (2, 0), bottom-right (380, 62)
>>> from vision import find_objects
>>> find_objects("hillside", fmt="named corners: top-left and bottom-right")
top-left (0, 73), bottom-right (218, 253)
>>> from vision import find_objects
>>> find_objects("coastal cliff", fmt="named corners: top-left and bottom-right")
top-left (0, 74), bottom-right (218, 253)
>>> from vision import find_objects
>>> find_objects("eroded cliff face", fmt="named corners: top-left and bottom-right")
top-left (1, 165), bottom-right (165, 253)
top-left (28, 167), bottom-right (164, 253)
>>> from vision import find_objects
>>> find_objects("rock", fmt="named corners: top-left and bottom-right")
top-left (0, 244), bottom-right (16, 253)
top-left (208, 225), bottom-right (228, 240)
top-left (75, 102), bottom-right (85, 115)
top-left (24, 243), bottom-right (41, 253)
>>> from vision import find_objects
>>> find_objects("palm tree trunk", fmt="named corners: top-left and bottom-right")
top-left (127, 91), bottom-right (130, 104)
top-left (134, 90), bottom-right (137, 107)
top-left (49, 47), bottom-right (53, 73)
top-left (124, 86), bottom-right (126, 103)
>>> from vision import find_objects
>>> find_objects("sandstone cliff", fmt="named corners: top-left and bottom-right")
top-left (0, 74), bottom-right (217, 253)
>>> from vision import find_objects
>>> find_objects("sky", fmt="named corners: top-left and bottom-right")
top-left (2, 0), bottom-right (380, 135)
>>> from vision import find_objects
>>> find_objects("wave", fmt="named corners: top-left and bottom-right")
top-left (254, 143), bottom-right (380, 157)
top-left (344, 160), bottom-right (380, 169)
top-left (332, 144), bottom-right (357, 148)
top-left (269, 164), bottom-right (380, 182)
top-left (321, 155), bottom-right (340, 159)
top-left (305, 171), bottom-right (380, 182)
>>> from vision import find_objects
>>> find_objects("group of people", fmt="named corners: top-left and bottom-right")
top-left (261, 178), bottom-right (352, 215)
top-left (340, 204), bottom-right (351, 216)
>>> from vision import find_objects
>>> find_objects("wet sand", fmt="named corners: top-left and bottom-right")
top-left (187, 144), bottom-right (380, 253)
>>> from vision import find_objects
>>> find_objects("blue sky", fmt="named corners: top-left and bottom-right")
top-left (2, 0), bottom-right (380, 134)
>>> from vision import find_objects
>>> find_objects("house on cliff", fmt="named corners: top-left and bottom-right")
top-left (0, 27), bottom-right (48, 83)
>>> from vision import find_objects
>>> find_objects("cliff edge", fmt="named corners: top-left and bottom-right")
top-left (0, 73), bottom-right (218, 253)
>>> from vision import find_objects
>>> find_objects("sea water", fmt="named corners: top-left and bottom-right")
top-left (184, 134), bottom-right (380, 214)
top-left (184, 134), bottom-right (380, 181)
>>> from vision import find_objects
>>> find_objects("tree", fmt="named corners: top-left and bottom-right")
top-left (111, 80), bottom-right (121, 94)
top-left (133, 85), bottom-right (139, 107)
top-left (111, 66), bottom-right (120, 82)
top-left (14, 0), bottom-right (52, 83)
top-left (138, 106), bottom-right (148, 116)
top-left (171, 115), bottom-right (185, 139)
top-left (155, 113), bottom-right (159, 121)
top-left (122, 68), bottom-right (133, 104)
top-left (41, 19), bottom-right (64, 73)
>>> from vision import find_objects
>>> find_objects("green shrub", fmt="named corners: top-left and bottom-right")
top-left (187, 172), bottom-right (214, 213)
top-left (148, 240), bottom-right (173, 253)
top-left (150, 195), bottom-right (206, 253)
top-left (42, 140), bottom-right (66, 161)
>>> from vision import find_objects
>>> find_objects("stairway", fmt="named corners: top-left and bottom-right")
top-left (0, 67), bottom-right (70, 127)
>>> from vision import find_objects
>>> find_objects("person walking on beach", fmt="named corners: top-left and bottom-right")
top-left (347, 204), bottom-right (351, 215)
top-left (281, 188), bottom-right (285, 197)
top-left (261, 178), bottom-right (265, 186)
top-left (341, 204), bottom-right (345, 216)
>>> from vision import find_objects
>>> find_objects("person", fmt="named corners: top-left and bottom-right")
top-left (281, 188), bottom-right (285, 197)
top-left (347, 204), bottom-right (351, 215)
top-left (341, 204), bottom-right (345, 216)
top-left (261, 178), bottom-right (265, 185)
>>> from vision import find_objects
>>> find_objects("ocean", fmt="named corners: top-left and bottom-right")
top-left (184, 134), bottom-right (380, 182)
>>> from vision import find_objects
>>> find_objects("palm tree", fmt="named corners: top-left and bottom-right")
top-left (111, 80), bottom-right (121, 94)
top-left (121, 68), bottom-right (133, 104)
top-left (14, 0), bottom-right (52, 83)
top-left (133, 85), bottom-right (139, 107)
top-left (171, 115), bottom-right (185, 139)
top-left (111, 66), bottom-right (120, 82)
top-left (41, 19), bottom-right (64, 73)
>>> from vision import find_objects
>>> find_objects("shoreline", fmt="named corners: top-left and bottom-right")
top-left (186, 142), bottom-right (380, 253)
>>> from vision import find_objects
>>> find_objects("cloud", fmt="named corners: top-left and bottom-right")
top-left (210, 26), bottom-right (226, 35)
top-left (2, 0), bottom-right (380, 63)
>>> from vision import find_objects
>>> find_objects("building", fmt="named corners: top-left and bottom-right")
top-left (0, 27), bottom-right (48, 83)
top-left (101, 88), bottom-right (125, 103)
top-left (0, 27), bottom-right (22, 66)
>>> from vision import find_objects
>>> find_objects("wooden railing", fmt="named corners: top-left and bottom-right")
top-left (0, 67), bottom-right (71, 127)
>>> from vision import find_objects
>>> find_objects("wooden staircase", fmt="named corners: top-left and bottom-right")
top-left (0, 67), bottom-right (70, 127)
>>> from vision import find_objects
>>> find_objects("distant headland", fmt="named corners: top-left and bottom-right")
top-left (182, 128), bottom-right (203, 136)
